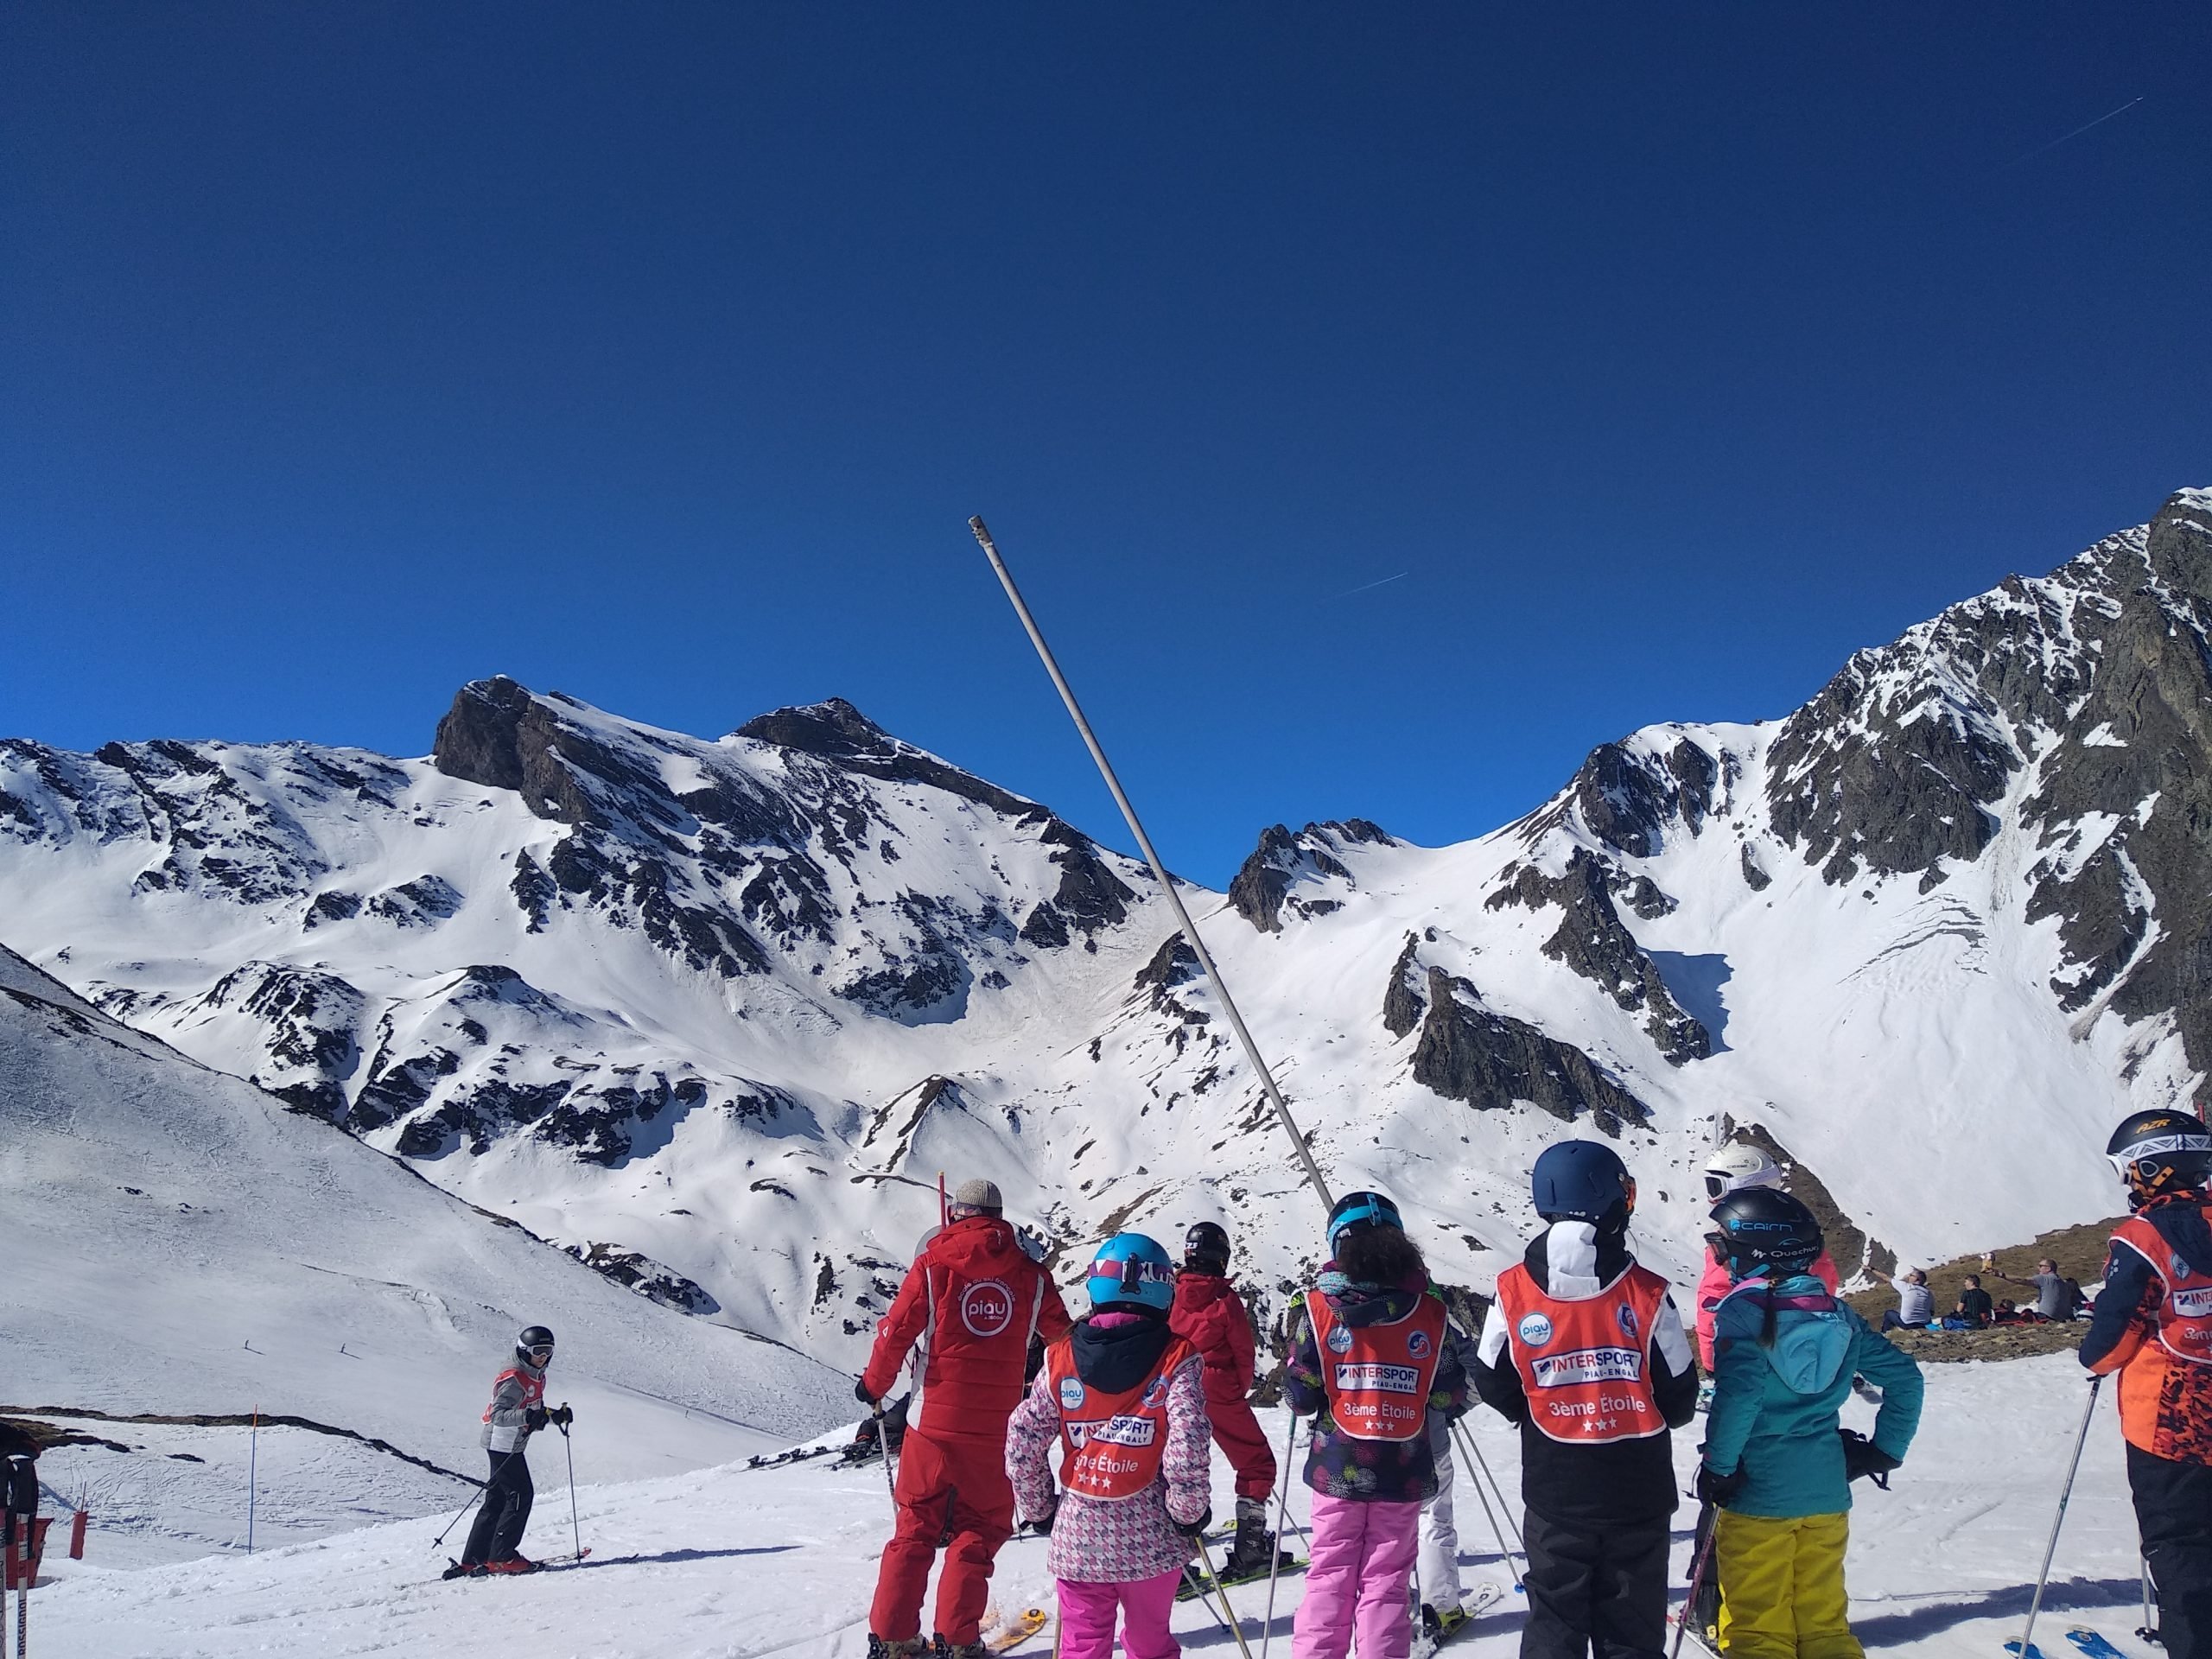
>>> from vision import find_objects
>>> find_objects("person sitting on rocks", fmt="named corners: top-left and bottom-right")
top-left (1983, 1255), bottom-right (2082, 1322)
top-left (1950, 1274), bottom-right (1994, 1329)
top-left (1881, 1268), bottom-right (1933, 1332)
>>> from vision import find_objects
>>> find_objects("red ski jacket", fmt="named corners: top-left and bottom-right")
top-left (1168, 1271), bottom-right (1258, 1407)
top-left (862, 1215), bottom-right (1071, 1442)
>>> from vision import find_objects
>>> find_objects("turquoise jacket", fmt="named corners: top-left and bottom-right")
top-left (1702, 1271), bottom-right (1924, 1519)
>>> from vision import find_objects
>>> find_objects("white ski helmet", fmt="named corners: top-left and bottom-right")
top-left (1703, 1143), bottom-right (1784, 1202)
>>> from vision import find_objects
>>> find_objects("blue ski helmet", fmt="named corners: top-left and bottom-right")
top-left (1325, 1190), bottom-right (1404, 1249)
top-left (1530, 1141), bottom-right (1635, 1224)
top-left (1086, 1233), bottom-right (1175, 1313)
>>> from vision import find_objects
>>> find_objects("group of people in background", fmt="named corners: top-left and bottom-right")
top-left (422, 1104), bottom-right (2212, 1659)
top-left (1883, 1255), bottom-right (2088, 1332)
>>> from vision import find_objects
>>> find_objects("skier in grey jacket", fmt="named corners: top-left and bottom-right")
top-left (453, 1325), bottom-right (572, 1576)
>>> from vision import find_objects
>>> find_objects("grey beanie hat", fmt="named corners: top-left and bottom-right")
top-left (952, 1178), bottom-right (1003, 1215)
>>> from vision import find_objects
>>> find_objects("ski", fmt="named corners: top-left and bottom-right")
top-left (984, 1606), bottom-right (1050, 1652)
top-left (1174, 1550), bottom-right (1306, 1602)
top-left (441, 1547), bottom-right (594, 1581)
top-left (2068, 1632), bottom-right (2133, 1659)
top-left (747, 1442), bottom-right (842, 1471)
top-left (2005, 1642), bottom-right (2050, 1659)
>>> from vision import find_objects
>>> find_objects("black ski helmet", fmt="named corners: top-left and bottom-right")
top-left (1184, 1221), bottom-right (1231, 1274)
top-left (516, 1325), bottom-right (556, 1365)
top-left (1325, 1191), bottom-right (1404, 1250)
top-left (1707, 1188), bottom-right (1822, 1277)
top-left (2107, 1109), bottom-right (2212, 1207)
top-left (1530, 1141), bottom-right (1635, 1226)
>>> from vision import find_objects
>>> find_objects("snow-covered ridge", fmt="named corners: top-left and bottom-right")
top-left (3, 489), bottom-right (2209, 1368)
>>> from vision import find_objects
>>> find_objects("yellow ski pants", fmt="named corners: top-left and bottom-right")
top-left (1713, 1510), bottom-right (1861, 1659)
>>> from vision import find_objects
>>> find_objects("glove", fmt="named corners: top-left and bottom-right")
top-left (855, 1378), bottom-right (877, 1407)
top-left (548, 1404), bottom-right (575, 1430)
top-left (1840, 1428), bottom-right (1900, 1487)
top-left (524, 1406), bottom-right (548, 1432)
top-left (1694, 1462), bottom-right (1747, 1506)
top-left (1174, 1504), bottom-right (1213, 1539)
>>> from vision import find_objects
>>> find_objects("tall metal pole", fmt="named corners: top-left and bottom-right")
top-left (969, 515), bottom-right (1335, 1214)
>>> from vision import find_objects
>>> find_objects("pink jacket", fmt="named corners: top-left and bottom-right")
top-left (1005, 1329), bottom-right (1211, 1583)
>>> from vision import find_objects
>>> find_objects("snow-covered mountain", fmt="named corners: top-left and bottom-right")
top-left (0, 939), bottom-right (847, 1557)
top-left (4, 487), bottom-right (2208, 1369)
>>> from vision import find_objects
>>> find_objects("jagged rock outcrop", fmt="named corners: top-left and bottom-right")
top-left (1228, 819), bottom-right (1391, 931)
top-left (1409, 968), bottom-right (1650, 1135)
top-left (1486, 850), bottom-right (1710, 1065)
top-left (1382, 934), bottom-right (1425, 1038)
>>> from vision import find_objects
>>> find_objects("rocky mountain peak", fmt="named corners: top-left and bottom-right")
top-left (733, 698), bottom-right (896, 759)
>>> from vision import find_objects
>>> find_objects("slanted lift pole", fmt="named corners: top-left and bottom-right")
top-left (969, 515), bottom-right (1335, 1215)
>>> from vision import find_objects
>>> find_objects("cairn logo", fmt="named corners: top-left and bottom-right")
top-left (1326, 1323), bottom-right (1355, 1354)
top-left (961, 1279), bottom-right (1015, 1338)
top-left (1058, 1376), bottom-right (1086, 1411)
top-left (1407, 1328), bottom-right (1433, 1359)
top-left (1517, 1313), bottom-right (1554, 1347)
top-left (1616, 1304), bottom-right (1640, 1341)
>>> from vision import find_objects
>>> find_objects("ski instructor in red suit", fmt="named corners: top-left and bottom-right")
top-left (860, 1178), bottom-right (1072, 1659)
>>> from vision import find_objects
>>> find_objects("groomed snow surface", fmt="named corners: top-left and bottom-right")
top-left (25, 1355), bottom-right (2147, 1659)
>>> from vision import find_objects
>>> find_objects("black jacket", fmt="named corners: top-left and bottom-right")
top-left (1472, 1221), bottom-right (1700, 1525)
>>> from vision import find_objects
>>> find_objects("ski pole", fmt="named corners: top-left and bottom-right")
top-left (431, 1449), bottom-right (511, 1550)
top-left (1452, 1421), bottom-right (1525, 1590)
top-left (2018, 1376), bottom-right (2104, 1659)
top-left (1463, 1421), bottom-right (1527, 1560)
top-left (1194, 1531), bottom-right (1256, 1659)
top-left (246, 1407), bottom-right (257, 1554)
top-left (560, 1416), bottom-right (581, 1561)
top-left (1260, 1414), bottom-right (1300, 1659)
top-left (2139, 1556), bottom-right (2162, 1646)
top-left (872, 1398), bottom-right (899, 1510)
top-left (1671, 1504), bottom-right (1720, 1659)
top-left (970, 515), bottom-right (1334, 1215)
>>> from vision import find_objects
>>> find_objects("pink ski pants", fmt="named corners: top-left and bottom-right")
top-left (1293, 1491), bottom-right (1422, 1659)
top-left (1057, 1568), bottom-right (1183, 1659)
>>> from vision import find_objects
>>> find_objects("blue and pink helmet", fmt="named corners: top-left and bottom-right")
top-left (1087, 1232), bottom-right (1176, 1313)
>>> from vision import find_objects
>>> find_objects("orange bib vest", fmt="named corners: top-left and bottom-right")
top-left (1492, 1262), bottom-right (1670, 1445)
top-left (1304, 1290), bottom-right (1447, 1442)
top-left (1046, 1336), bottom-right (1193, 1501)
top-left (483, 1365), bottom-right (545, 1424)
top-left (2114, 1213), bottom-right (2212, 1365)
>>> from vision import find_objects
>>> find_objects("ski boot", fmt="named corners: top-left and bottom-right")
top-left (481, 1554), bottom-right (537, 1574)
top-left (933, 1637), bottom-right (990, 1659)
top-left (1218, 1497), bottom-right (1279, 1579)
top-left (1421, 1601), bottom-right (1471, 1642)
top-left (441, 1559), bottom-right (485, 1580)
top-left (867, 1638), bottom-right (928, 1659)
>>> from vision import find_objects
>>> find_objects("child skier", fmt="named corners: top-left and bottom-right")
top-left (2081, 1109), bottom-right (2212, 1659)
top-left (1286, 1190), bottom-right (1467, 1659)
top-left (1473, 1141), bottom-right (1698, 1659)
top-left (1168, 1220), bottom-right (1279, 1577)
top-left (1416, 1314), bottom-right (1484, 1638)
top-left (1699, 1188), bottom-right (1923, 1659)
top-left (1694, 1145), bottom-right (1840, 1374)
top-left (448, 1323), bottom-right (572, 1577)
top-left (1006, 1233), bottom-right (1212, 1659)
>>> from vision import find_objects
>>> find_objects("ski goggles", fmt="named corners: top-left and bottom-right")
top-left (524, 1344), bottom-right (554, 1363)
top-left (1326, 1193), bottom-right (1403, 1247)
top-left (2110, 1131), bottom-right (2212, 1177)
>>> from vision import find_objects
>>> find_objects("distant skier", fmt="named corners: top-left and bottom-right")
top-left (2082, 1109), bottom-right (2212, 1659)
top-left (1474, 1141), bottom-right (1698, 1659)
top-left (1167, 1221), bottom-right (1279, 1577)
top-left (1699, 1189), bottom-right (1922, 1659)
top-left (1694, 1145), bottom-right (1840, 1373)
top-left (860, 1178), bottom-right (1072, 1659)
top-left (450, 1324), bottom-right (571, 1577)
top-left (1287, 1190), bottom-right (1467, 1659)
top-left (1006, 1233), bottom-right (1211, 1659)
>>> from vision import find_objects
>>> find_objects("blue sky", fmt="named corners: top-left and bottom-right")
top-left (3, 6), bottom-right (2206, 886)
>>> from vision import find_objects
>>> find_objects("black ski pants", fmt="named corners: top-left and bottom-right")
top-left (2132, 1444), bottom-right (2212, 1659)
top-left (462, 1449), bottom-right (535, 1567)
top-left (1522, 1508), bottom-right (1670, 1659)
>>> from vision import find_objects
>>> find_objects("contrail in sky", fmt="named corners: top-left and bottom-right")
top-left (1336, 571), bottom-right (1409, 598)
top-left (2003, 96), bottom-right (2145, 168)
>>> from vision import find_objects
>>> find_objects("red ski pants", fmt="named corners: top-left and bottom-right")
top-left (868, 1427), bottom-right (1014, 1647)
top-left (1207, 1387), bottom-right (1278, 1502)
